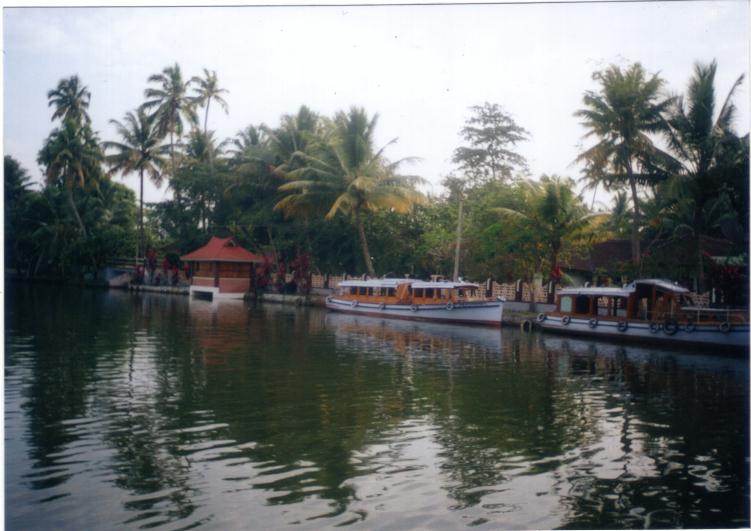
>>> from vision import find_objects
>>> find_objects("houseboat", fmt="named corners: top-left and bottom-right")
top-left (537, 279), bottom-right (749, 350)
top-left (325, 278), bottom-right (504, 326)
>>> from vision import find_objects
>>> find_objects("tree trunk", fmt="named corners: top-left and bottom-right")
top-left (67, 186), bottom-right (87, 238)
top-left (139, 168), bottom-right (144, 260)
top-left (355, 210), bottom-right (375, 277)
top-left (626, 161), bottom-right (641, 269)
top-left (204, 100), bottom-right (210, 137)
top-left (696, 232), bottom-right (705, 293)
top-left (452, 197), bottom-right (464, 281)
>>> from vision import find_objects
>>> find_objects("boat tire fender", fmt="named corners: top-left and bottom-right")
top-left (663, 319), bottom-right (678, 336)
top-left (351, 300), bottom-right (358, 308)
top-left (588, 318), bottom-right (598, 329)
top-left (649, 321), bottom-right (660, 334)
top-left (378, 303), bottom-right (386, 310)
top-left (562, 315), bottom-right (571, 326)
top-left (326, 295), bottom-right (332, 303)
top-left (685, 320), bottom-right (696, 333)
top-left (536, 313), bottom-right (546, 322)
top-left (720, 321), bottom-right (732, 333)
top-left (446, 302), bottom-right (454, 311)
top-left (617, 320), bottom-right (628, 332)
top-left (410, 304), bottom-right (418, 312)
top-left (521, 320), bottom-right (533, 333)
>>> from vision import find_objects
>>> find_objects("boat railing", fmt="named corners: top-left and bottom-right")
top-left (675, 307), bottom-right (749, 324)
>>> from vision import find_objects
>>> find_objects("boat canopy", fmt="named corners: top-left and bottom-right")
top-left (559, 279), bottom-right (690, 298)
top-left (336, 278), bottom-right (481, 290)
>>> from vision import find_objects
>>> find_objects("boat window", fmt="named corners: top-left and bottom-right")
top-left (596, 296), bottom-right (610, 316)
top-left (614, 297), bottom-right (628, 317)
top-left (414, 288), bottom-right (423, 298)
top-left (575, 295), bottom-right (590, 314)
top-left (425, 288), bottom-right (434, 298)
top-left (387, 288), bottom-right (396, 297)
top-left (349, 287), bottom-right (357, 295)
top-left (560, 296), bottom-right (572, 312)
top-left (358, 287), bottom-right (367, 296)
top-left (457, 289), bottom-right (465, 298)
top-left (367, 287), bottom-right (374, 296)
top-left (680, 294), bottom-right (694, 306)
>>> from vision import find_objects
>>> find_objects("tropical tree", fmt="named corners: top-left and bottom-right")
top-left (190, 68), bottom-right (229, 136)
top-left (142, 63), bottom-right (197, 188)
top-left (495, 176), bottom-right (605, 285)
top-left (37, 120), bottom-right (104, 238)
top-left (47, 75), bottom-right (91, 126)
top-left (575, 62), bottom-right (674, 268)
top-left (452, 102), bottom-right (529, 185)
top-left (662, 60), bottom-right (746, 290)
top-left (276, 106), bottom-right (426, 277)
top-left (104, 109), bottom-right (169, 259)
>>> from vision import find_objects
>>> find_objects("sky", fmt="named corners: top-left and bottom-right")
top-left (3, 1), bottom-right (750, 208)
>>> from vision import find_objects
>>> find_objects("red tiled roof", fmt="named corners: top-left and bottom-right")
top-left (181, 236), bottom-right (264, 263)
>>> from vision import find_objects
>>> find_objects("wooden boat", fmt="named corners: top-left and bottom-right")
top-left (325, 278), bottom-right (504, 326)
top-left (538, 279), bottom-right (749, 351)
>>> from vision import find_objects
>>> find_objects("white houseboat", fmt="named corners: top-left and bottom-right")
top-left (537, 279), bottom-right (748, 351)
top-left (326, 278), bottom-right (504, 326)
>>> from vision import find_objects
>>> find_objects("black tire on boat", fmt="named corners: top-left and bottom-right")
top-left (663, 319), bottom-right (678, 336)
top-left (446, 302), bottom-right (454, 311)
top-left (588, 318), bottom-right (598, 329)
top-left (685, 320), bottom-right (696, 333)
top-left (649, 321), bottom-right (660, 334)
top-left (536, 313), bottom-right (546, 322)
top-left (351, 300), bottom-right (358, 308)
top-left (562, 315), bottom-right (571, 326)
top-left (720, 321), bottom-right (732, 333)
top-left (410, 304), bottom-right (418, 312)
top-left (617, 320), bottom-right (628, 332)
top-left (521, 320), bottom-right (533, 333)
top-left (378, 303), bottom-right (386, 310)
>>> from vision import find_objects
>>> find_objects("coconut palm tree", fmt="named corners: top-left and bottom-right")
top-left (190, 68), bottom-right (229, 136)
top-left (575, 63), bottom-right (674, 268)
top-left (276, 107), bottom-right (425, 277)
top-left (495, 176), bottom-right (606, 287)
top-left (37, 120), bottom-right (104, 238)
top-left (47, 75), bottom-right (91, 126)
top-left (142, 63), bottom-right (197, 187)
top-left (662, 60), bottom-right (745, 290)
top-left (103, 109), bottom-right (169, 259)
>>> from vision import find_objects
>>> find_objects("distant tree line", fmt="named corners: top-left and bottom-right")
top-left (4, 60), bottom-right (748, 295)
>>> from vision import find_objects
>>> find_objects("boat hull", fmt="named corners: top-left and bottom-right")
top-left (539, 314), bottom-right (749, 351)
top-left (325, 296), bottom-right (503, 326)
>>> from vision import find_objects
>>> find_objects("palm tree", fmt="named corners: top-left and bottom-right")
top-left (103, 109), bottom-right (169, 259)
top-left (575, 63), bottom-right (673, 268)
top-left (190, 68), bottom-right (229, 136)
top-left (276, 107), bottom-right (425, 277)
top-left (662, 60), bottom-right (745, 290)
top-left (47, 75), bottom-right (91, 126)
top-left (142, 63), bottom-right (197, 190)
top-left (37, 120), bottom-right (104, 238)
top-left (496, 176), bottom-right (606, 288)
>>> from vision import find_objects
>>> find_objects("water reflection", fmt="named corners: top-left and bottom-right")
top-left (5, 286), bottom-right (749, 529)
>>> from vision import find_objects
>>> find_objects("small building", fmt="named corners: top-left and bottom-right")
top-left (181, 236), bottom-right (264, 301)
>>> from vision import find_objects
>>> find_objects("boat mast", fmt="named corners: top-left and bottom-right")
top-left (453, 194), bottom-right (464, 282)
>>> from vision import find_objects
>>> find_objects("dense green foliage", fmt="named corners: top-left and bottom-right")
top-left (5, 60), bottom-right (748, 295)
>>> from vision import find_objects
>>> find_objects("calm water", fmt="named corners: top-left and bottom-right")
top-left (5, 285), bottom-right (750, 529)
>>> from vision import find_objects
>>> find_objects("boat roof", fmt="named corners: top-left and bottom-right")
top-left (336, 278), bottom-right (480, 289)
top-left (559, 279), bottom-right (690, 297)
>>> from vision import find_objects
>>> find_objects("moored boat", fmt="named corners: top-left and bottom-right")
top-left (325, 278), bottom-right (504, 326)
top-left (537, 279), bottom-right (749, 351)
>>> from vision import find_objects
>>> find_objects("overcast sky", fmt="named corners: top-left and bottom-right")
top-left (4, 2), bottom-right (749, 208)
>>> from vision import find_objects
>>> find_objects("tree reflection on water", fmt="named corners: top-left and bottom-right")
top-left (5, 285), bottom-right (749, 529)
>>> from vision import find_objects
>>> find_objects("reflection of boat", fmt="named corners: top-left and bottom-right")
top-left (324, 311), bottom-right (503, 354)
top-left (539, 334), bottom-right (748, 377)
top-left (538, 279), bottom-right (748, 351)
top-left (325, 278), bottom-right (504, 326)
